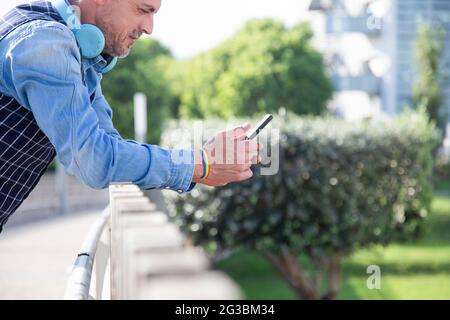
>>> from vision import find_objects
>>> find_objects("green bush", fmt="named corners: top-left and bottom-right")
top-left (101, 38), bottom-right (175, 144)
top-left (174, 19), bottom-right (332, 119)
top-left (162, 109), bottom-right (439, 299)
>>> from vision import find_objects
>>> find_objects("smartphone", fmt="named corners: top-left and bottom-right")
top-left (245, 114), bottom-right (273, 140)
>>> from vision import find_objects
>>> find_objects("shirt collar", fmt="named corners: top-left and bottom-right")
top-left (84, 54), bottom-right (114, 73)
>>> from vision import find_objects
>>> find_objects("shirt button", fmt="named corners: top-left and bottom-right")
top-left (178, 190), bottom-right (183, 193)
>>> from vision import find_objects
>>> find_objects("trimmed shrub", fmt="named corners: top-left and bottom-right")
top-left (162, 109), bottom-right (440, 299)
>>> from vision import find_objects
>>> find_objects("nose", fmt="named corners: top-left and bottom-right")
top-left (141, 14), bottom-right (154, 35)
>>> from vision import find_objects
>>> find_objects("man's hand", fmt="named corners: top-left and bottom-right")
top-left (192, 123), bottom-right (263, 187)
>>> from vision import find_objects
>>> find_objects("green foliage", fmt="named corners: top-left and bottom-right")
top-left (434, 153), bottom-right (450, 180)
top-left (175, 19), bottom-right (332, 119)
top-left (413, 24), bottom-right (446, 135)
top-left (218, 194), bottom-right (450, 300)
top-left (101, 38), bottom-right (175, 144)
top-left (163, 110), bottom-right (439, 258)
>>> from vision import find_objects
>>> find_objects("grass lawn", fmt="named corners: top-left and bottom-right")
top-left (217, 184), bottom-right (450, 300)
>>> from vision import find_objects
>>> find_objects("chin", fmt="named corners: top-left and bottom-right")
top-left (118, 48), bottom-right (131, 58)
top-left (109, 46), bottom-right (130, 58)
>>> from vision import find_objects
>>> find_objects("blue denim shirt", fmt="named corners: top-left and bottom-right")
top-left (0, 18), bottom-right (196, 193)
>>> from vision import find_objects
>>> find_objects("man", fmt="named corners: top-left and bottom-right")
top-left (0, 0), bottom-right (261, 232)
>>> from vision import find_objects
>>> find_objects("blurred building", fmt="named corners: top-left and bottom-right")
top-left (308, 0), bottom-right (450, 122)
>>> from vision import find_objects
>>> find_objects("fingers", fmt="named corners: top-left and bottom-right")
top-left (238, 140), bottom-right (264, 152)
top-left (228, 123), bottom-right (252, 141)
top-left (237, 169), bottom-right (253, 181)
top-left (233, 131), bottom-right (250, 141)
top-left (237, 122), bottom-right (252, 134)
top-left (206, 138), bottom-right (263, 165)
top-left (251, 155), bottom-right (262, 164)
top-left (236, 140), bottom-right (264, 165)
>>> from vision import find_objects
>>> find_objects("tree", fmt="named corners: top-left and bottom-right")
top-left (101, 38), bottom-right (175, 144)
top-left (177, 19), bottom-right (333, 119)
top-left (413, 24), bottom-right (446, 136)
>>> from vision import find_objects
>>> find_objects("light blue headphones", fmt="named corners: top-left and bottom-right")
top-left (52, 0), bottom-right (117, 73)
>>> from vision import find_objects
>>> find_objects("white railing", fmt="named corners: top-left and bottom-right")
top-left (65, 184), bottom-right (241, 300)
top-left (64, 206), bottom-right (111, 300)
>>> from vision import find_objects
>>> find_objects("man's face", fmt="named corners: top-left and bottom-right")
top-left (95, 0), bottom-right (161, 58)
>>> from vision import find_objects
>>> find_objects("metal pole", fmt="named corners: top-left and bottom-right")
top-left (134, 92), bottom-right (147, 144)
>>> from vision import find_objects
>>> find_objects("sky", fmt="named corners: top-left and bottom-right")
top-left (152, 0), bottom-right (310, 59)
top-left (1, 0), bottom-right (311, 59)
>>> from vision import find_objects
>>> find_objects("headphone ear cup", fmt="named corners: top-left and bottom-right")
top-left (74, 24), bottom-right (105, 59)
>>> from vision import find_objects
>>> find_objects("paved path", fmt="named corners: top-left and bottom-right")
top-left (5, 171), bottom-right (109, 228)
top-left (0, 210), bottom-right (101, 299)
